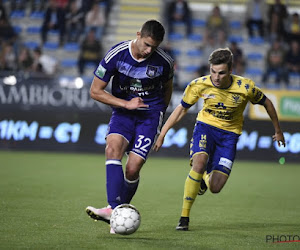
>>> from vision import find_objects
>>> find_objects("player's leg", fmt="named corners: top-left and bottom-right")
top-left (121, 152), bottom-right (145, 204)
top-left (105, 134), bottom-right (129, 208)
top-left (176, 153), bottom-right (208, 230)
top-left (181, 153), bottom-right (207, 216)
top-left (86, 133), bottom-right (128, 224)
top-left (121, 110), bottom-right (164, 204)
top-left (208, 171), bottom-right (229, 193)
top-left (86, 111), bottom-right (134, 226)
top-left (198, 170), bottom-right (209, 195)
top-left (207, 129), bottom-right (239, 193)
top-left (177, 121), bottom-right (211, 231)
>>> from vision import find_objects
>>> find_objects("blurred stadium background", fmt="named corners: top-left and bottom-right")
top-left (0, 0), bottom-right (299, 162)
top-left (1, 1), bottom-right (300, 248)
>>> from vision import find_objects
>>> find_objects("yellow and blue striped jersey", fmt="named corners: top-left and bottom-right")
top-left (181, 75), bottom-right (266, 135)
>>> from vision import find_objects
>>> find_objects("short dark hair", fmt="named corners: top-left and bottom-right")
top-left (209, 48), bottom-right (233, 70)
top-left (140, 19), bottom-right (165, 42)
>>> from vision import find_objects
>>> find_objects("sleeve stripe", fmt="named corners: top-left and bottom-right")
top-left (104, 41), bottom-right (129, 63)
top-left (181, 100), bottom-right (192, 108)
top-left (156, 47), bottom-right (174, 68)
top-left (257, 94), bottom-right (266, 105)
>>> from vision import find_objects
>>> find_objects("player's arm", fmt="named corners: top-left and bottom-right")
top-left (153, 104), bottom-right (188, 152)
top-left (163, 78), bottom-right (173, 107)
top-left (263, 97), bottom-right (286, 147)
top-left (90, 76), bottom-right (149, 110)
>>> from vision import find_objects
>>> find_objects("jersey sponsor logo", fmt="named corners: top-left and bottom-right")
top-left (215, 102), bottom-right (226, 109)
top-left (146, 65), bottom-right (158, 78)
top-left (219, 157), bottom-right (233, 170)
top-left (95, 64), bottom-right (106, 78)
top-left (119, 79), bottom-right (155, 97)
top-left (204, 108), bottom-right (233, 120)
top-left (130, 78), bottom-right (142, 88)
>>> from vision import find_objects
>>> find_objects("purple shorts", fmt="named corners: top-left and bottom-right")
top-left (107, 109), bottom-right (164, 160)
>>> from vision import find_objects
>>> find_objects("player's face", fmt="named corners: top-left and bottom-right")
top-left (136, 33), bottom-right (161, 59)
top-left (210, 64), bottom-right (232, 88)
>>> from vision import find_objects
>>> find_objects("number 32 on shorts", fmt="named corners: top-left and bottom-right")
top-left (135, 135), bottom-right (152, 153)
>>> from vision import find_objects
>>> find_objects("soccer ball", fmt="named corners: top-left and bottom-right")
top-left (110, 204), bottom-right (141, 235)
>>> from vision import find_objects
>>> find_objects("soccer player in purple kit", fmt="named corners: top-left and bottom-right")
top-left (85, 20), bottom-right (174, 233)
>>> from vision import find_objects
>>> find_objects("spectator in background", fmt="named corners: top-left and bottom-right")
top-left (32, 46), bottom-right (58, 76)
top-left (0, 0), bottom-right (8, 22)
top-left (0, 42), bottom-right (17, 71)
top-left (73, 0), bottom-right (94, 14)
top-left (10, 0), bottom-right (47, 13)
top-left (166, 0), bottom-right (192, 37)
top-left (284, 13), bottom-right (300, 44)
top-left (65, 0), bottom-right (85, 43)
top-left (267, 0), bottom-right (288, 42)
top-left (18, 46), bottom-right (34, 72)
top-left (197, 35), bottom-right (221, 77)
top-left (285, 40), bottom-right (300, 82)
top-left (245, 0), bottom-right (267, 39)
top-left (262, 39), bottom-right (288, 85)
top-left (85, 2), bottom-right (106, 40)
top-left (0, 18), bottom-right (17, 44)
top-left (161, 41), bottom-right (179, 89)
top-left (41, 0), bottom-right (66, 46)
top-left (101, 0), bottom-right (114, 20)
top-left (229, 41), bottom-right (245, 75)
top-left (10, 0), bottom-right (26, 12)
top-left (56, 0), bottom-right (69, 9)
top-left (204, 5), bottom-right (228, 46)
top-left (197, 35), bottom-right (230, 80)
top-left (78, 28), bottom-right (102, 75)
top-left (30, 0), bottom-right (47, 13)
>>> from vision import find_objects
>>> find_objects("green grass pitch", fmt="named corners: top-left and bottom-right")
top-left (0, 151), bottom-right (299, 249)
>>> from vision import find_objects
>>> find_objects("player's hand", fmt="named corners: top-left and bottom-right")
top-left (153, 135), bottom-right (165, 152)
top-left (272, 131), bottom-right (286, 147)
top-left (125, 97), bottom-right (149, 110)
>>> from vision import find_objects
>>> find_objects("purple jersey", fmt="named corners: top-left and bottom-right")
top-left (94, 40), bottom-right (174, 112)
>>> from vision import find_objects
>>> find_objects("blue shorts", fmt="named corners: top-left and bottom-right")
top-left (107, 109), bottom-right (164, 160)
top-left (190, 121), bottom-right (240, 176)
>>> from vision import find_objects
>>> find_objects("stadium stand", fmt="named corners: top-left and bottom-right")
top-left (2, 0), bottom-right (300, 89)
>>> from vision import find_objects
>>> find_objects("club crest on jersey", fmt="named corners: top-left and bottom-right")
top-left (232, 94), bottom-right (241, 104)
top-left (146, 65), bottom-right (158, 78)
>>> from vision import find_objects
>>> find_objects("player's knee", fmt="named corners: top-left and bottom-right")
top-left (209, 183), bottom-right (223, 194)
top-left (105, 144), bottom-right (120, 159)
top-left (125, 162), bottom-right (142, 181)
top-left (210, 187), bottom-right (221, 194)
top-left (125, 168), bottom-right (139, 181)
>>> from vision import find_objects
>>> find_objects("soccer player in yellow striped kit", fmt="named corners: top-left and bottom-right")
top-left (154, 48), bottom-right (286, 230)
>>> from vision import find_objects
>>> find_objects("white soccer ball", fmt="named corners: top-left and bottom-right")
top-left (110, 204), bottom-right (141, 235)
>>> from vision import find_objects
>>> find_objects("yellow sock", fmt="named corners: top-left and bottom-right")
top-left (202, 171), bottom-right (211, 190)
top-left (181, 169), bottom-right (203, 217)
